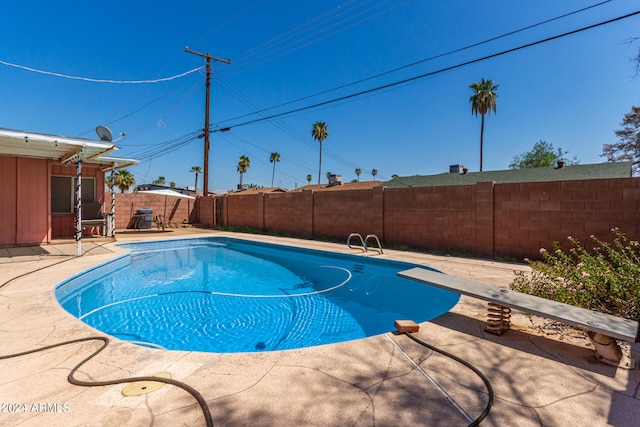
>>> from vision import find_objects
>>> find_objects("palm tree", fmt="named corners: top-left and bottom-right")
top-left (306, 174), bottom-right (312, 184)
top-left (113, 169), bottom-right (135, 193)
top-left (311, 121), bottom-right (328, 184)
top-left (355, 168), bottom-right (361, 182)
top-left (169, 182), bottom-right (176, 188)
top-left (152, 176), bottom-right (166, 185)
top-left (237, 155), bottom-right (251, 189)
top-left (269, 152), bottom-right (281, 187)
top-left (371, 168), bottom-right (378, 181)
top-left (469, 78), bottom-right (499, 172)
top-left (190, 166), bottom-right (202, 191)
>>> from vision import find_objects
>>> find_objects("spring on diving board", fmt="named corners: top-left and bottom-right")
top-left (485, 303), bottom-right (512, 335)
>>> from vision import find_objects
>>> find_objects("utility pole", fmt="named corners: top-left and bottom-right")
top-left (184, 47), bottom-right (231, 196)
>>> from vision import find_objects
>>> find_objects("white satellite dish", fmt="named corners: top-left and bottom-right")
top-left (96, 125), bottom-right (113, 142)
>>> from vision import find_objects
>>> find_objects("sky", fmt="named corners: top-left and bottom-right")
top-left (1, 0), bottom-right (639, 192)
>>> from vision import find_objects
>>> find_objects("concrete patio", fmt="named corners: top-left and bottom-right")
top-left (1, 228), bottom-right (639, 426)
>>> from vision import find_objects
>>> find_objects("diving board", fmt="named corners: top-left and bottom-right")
top-left (398, 267), bottom-right (640, 343)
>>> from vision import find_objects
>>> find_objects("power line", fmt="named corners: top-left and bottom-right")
top-left (0, 59), bottom-right (204, 84)
top-left (217, 0), bottom-right (612, 125)
top-left (217, 9), bottom-right (640, 131)
top-left (226, 0), bottom-right (409, 77)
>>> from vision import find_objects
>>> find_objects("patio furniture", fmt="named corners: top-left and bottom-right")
top-left (77, 202), bottom-right (106, 235)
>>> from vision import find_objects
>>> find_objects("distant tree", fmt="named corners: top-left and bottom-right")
top-left (113, 169), bottom-right (135, 193)
top-left (355, 168), bottom-right (361, 181)
top-left (237, 155), bottom-right (251, 188)
top-left (470, 78), bottom-right (499, 171)
top-left (371, 168), bottom-right (378, 181)
top-left (602, 105), bottom-right (640, 176)
top-left (306, 174), bottom-right (312, 184)
top-left (510, 140), bottom-right (579, 169)
top-left (152, 176), bottom-right (166, 185)
top-left (169, 182), bottom-right (176, 188)
top-left (391, 174), bottom-right (399, 179)
top-left (311, 121), bottom-right (329, 184)
top-left (190, 166), bottom-right (202, 191)
top-left (269, 152), bottom-right (281, 187)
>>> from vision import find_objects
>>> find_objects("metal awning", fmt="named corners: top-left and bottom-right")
top-left (0, 127), bottom-right (138, 168)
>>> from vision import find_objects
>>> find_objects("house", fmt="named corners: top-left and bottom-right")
top-left (0, 127), bottom-right (138, 246)
top-left (383, 162), bottom-right (632, 188)
top-left (227, 187), bottom-right (287, 195)
top-left (292, 181), bottom-right (381, 192)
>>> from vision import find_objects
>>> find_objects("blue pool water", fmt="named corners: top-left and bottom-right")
top-left (55, 237), bottom-right (459, 353)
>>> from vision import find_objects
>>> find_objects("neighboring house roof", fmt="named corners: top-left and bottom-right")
top-left (0, 127), bottom-right (138, 170)
top-left (227, 187), bottom-right (287, 195)
top-left (292, 181), bottom-right (381, 192)
top-left (383, 162), bottom-right (632, 188)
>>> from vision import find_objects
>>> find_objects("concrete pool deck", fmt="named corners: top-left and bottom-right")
top-left (1, 228), bottom-right (639, 426)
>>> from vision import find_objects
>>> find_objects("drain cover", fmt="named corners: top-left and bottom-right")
top-left (121, 372), bottom-right (172, 396)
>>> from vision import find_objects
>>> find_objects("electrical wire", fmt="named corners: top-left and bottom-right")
top-left (217, 0), bottom-right (613, 125)
top-left (215, 76), bottom-right (364, 171)
top-left (216, 6), bottom-right (639, 133)
top-left (0, 59), bottom-right (204, 84)
top-left (75, 73), bottom-right (202, 138)
top-left (228, 0), bottom-right (410, 76)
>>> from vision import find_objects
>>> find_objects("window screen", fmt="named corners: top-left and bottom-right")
top-left (51, 176), bottom-right (96, 213)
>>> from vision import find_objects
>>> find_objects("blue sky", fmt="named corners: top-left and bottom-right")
top-left (1, 1), bottom-right (639, 192)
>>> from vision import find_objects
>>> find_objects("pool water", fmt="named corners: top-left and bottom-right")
top-left (55, 237), bottom-right (459, 353)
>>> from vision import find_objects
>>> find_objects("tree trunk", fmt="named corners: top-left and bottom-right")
top-left (318, 141), bottom-right (323, 184)
top-left (271, 165), bottom-right (276, 187)
top-left (480, 114), bottom-right (485, 172)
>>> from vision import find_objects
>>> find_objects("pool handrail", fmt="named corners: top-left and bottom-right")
top-left (347, 233), bottom-right (366, 252)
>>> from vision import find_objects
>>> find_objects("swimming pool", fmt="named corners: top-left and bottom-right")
top-left (55, 237), bottom-right (459, 353)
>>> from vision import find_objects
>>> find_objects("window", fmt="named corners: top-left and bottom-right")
top-left (51, 176), bottom-right (95, 213)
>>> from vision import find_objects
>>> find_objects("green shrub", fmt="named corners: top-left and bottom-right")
top-left (510, 229), bottom-right (640, 321)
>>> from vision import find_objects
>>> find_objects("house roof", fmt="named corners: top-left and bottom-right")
top-left (0, 127), bottom-right (139, 170)
top-left (292, 181), bottom-right (381, 192)
top-left (383, 162), bottom-right (632, 188)
top-left (227, 187), bottom-right (287, 195)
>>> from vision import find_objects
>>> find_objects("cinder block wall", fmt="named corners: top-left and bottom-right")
top-left (107, 192), bottom-right (195, 229)
top-left (213, 177), bottom-right (640, 260)
top-left (493, 178), bottom-right (640, 259)
top-left (225, 193), bottom-right (264, 229)
top-left (264, 192), bottom-right (313, 236)
top-left (313, 189), bottom-right (381, 239)
top-left (384, 185), bottom-right (479, 254)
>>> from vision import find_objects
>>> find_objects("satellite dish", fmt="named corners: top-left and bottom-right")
top-left (96, 125), bottom-right (113, 142)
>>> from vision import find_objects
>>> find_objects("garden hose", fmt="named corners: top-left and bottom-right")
top-left (404, 332), bottom-right (494, 427)
top-left (0, 336), bottom-right (214, 427)
top-left (0, 243), bottom-right (214, 426)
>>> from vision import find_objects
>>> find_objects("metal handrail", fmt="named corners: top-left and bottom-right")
top-left (365, 234), bottom-right (383, 254)
top-left (347, 233), bottom-right (366, 252)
